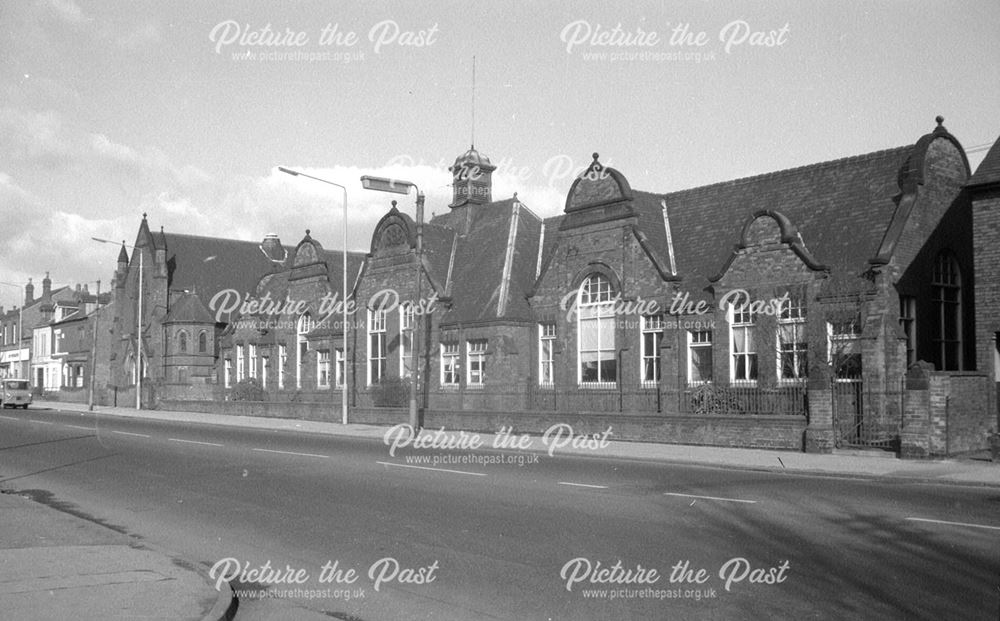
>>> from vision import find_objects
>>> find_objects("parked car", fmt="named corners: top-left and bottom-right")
top-left (1, 379), bottom-right (32, 409)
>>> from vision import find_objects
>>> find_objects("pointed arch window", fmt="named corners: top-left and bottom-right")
top-left (932, 252), bottom-right (962, 370)
top-left (177, 330), bottom-right (188, 354)
top-left (577, 274), bottom-right (616, 385)
top-left (198, 330), bottom-right (208, 353)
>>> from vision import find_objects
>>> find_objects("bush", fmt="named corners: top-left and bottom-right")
top-left (371, 376), bottom-right (409, 407)
top-left (231, 378), bottom-right (265, 402)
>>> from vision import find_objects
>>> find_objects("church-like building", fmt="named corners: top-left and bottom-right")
top-left (104, 118), bottom-right (1000, 456)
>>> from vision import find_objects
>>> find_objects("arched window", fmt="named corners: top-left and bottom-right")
top-left (177, 330), bottom-right (188, 354)
top-left (932, 252), bottom-right (962, 370)
top-left (577, 274), bottom-right (616, 384)
top-left (198, 331), bottom-right (207, 353)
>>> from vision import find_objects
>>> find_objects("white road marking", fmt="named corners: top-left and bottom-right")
top-left (64, 424), bottom-right (92, 431)
top-left (905, 517), bottom-right (1000, 531)
top-left (112, 430), bottom-right (150, 438)
top-left (31, 420), bottom-right (53, 425)
top-left (252, 448), bottom-right (328, 459)
top-left (665, 492), bottom-right (757, 504)
top-left (0, 415), bottom-right (19, 421)
top-left (376, 461), bottom-right (486, 477)
top-left (558, 481), bottom-right (608, 489)
top-left (169, 438), bottom-right (223, 447)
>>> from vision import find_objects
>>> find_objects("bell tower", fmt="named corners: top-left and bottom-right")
top-left (449, 145), bottom-right (496, 208)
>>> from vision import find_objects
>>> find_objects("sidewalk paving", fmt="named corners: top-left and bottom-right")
top-left (33, 400), bottom-right (1000, 487)
top-left (0, 489), bottom-right (235, 621)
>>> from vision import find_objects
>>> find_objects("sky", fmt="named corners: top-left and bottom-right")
top-left (1, 0), bottom-right (998, 310)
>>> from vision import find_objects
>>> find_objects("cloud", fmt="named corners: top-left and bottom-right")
top-left (0, 134), bottom-right (572, 311)
top-left (0, 108), bottom-right (73, 166)
top-left (116, 22), bottom-right (162, 49)
top-left (44, 0), bottom-right (91, 25)
top-left (90, 133), bottom-right (143, 165)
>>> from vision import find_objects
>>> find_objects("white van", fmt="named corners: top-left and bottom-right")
top-left (1, 379), bottom-right (32, 409)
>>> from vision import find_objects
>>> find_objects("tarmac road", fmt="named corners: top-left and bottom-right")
top-left (0, 406), bottom-right (997, 620)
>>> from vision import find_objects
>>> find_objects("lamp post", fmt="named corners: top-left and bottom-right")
top-left (0, 282), bottom-right (24, 381)
top-left (278, 167), bottom-right (350, 426)
top-left (93, 238), bottom-right (143, 410)
top-left (87, 280), bottom-right (101, 411)
top-left (360, 175), bottom-right (424, 432)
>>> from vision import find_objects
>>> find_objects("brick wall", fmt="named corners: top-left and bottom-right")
top-left (901, 367), bottom-right (993, 457)
top-left (972, 192), bottom-right (1000, 377)
top-left (158, 399), bottom-right (806, 449)
top-left (939, 373), bottom-right (993, 454)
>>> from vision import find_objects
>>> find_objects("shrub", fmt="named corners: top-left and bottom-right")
top-left (231, 378), bottom-right (265, 402)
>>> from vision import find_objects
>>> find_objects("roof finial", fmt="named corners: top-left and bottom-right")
top-left (305, 229), bottom-right (310, 236)
top-left (142, 212), bottom-right (147, 219)
top-left (513, 192), bottom-right (518, 200)
top-left (592, 152), bottom-right (600, 162)
top-left (391, 200), bottom-right (397, 208)
top-left (936, 115), bottom-right (944, 127)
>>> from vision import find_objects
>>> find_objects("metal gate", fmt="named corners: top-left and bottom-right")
top-left (832, 378), bottom-right (903, 450)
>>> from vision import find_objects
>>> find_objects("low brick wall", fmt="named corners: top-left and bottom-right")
top-left (158, 399), bottom-right (806, 449)
top-left (902, 368), bottom-right (994, 457)
top-left (41, 388), bottom-right (89, 404)
top-left (159, 399), bottom-right (347, 424)
top-left (941, 373), bottom-right (993, 454)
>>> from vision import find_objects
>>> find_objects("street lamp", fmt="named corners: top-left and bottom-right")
top-left (361, 175), bottom-right (424, 432)
top-left (93, 238), bottom-right (143, 410)
top-left (0, 281), bottom-right (25, 381)
top-left (87, 280), bottom-right (101, 411)
top-left (278, 167), bottom-right (350, 426)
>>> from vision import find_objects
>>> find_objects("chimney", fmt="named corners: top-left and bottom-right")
top-left (83, 283), bottom-right (89, 293)
top-left (24, 279), bottom-right (34, 305)
top-left (259, 233), bottom-right (287, 264)
top-left (42, 272), bottom-right (51, 298)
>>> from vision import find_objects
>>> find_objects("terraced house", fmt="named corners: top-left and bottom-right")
top-left (105, 118), bottom-right (1000, 457)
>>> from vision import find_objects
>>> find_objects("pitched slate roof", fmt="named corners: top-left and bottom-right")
top-left (162, 233), bottom-right (286, 300)
top-left (163, 291), bottom-right (215, 324)
top-left (968, 135), bottom-right (1000, 187)
top-left (428, 198), bottom-right (543, 325)
top-left (419, 221), bottom-right (457, 295)
top-left (627, 145), bottom-right (918, 292)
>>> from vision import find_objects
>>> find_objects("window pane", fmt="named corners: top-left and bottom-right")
top-left (599, 356), bottom-right (617, 383)
top-left (691, 347), bottom-right (712, 382)
top-left (598, 316), bottom-right (615, 349)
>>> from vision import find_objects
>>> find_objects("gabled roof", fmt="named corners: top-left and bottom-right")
top-left (420, 222), bottom-right (457, 295)
top-left (162, 233), bottom-right (288, 300)
top-left (429, 198), bottom-right (543, 325)
top-left (630, 145), bottom-right (917, 291)
top-left (164, 291), bottom-right (215, 324)
top-left (968, 135), bottom-right (1000, 188)
top-left (233, 237), bottom-right (366, 333)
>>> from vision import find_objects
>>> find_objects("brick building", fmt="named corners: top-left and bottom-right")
top-left (110, 118), bottom-right (999, 455)
top-left (1, 275), bottom-right (109, 390)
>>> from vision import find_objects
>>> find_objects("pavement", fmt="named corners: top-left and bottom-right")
top-left (5, 399), bottom-right (997, 621)
top-left (0, 488), bottom-right (235, 621)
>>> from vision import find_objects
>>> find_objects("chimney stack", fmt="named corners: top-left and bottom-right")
top-left (24, 279), bottom-right (34, 306)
